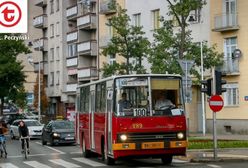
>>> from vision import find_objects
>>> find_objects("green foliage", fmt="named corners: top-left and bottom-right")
top-left (101, 4), bottom-right (150, 76)
top-left (189, 140), bottom-right (248, 149)
top-left (149, 0), bottom-right (223, 83)
top-left (0, 33), bottom-right (30, 114)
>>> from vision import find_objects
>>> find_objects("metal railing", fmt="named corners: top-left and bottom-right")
top-left (214, 13), bottom-right (239, 31)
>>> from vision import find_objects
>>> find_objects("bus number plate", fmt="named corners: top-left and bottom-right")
top-left (142, 142), bottom-right (164, 149)
top-left (134, 108), bottom-right (147, 116)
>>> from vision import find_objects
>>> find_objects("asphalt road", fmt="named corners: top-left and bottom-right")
top-left (1, 136), bottom-right (248, 168)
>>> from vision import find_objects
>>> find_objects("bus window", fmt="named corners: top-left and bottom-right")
top-left (115, 77), bottom-right (150, 117)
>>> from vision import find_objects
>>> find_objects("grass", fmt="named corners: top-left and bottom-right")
top-left (188, 138), bottom-right (248, 149)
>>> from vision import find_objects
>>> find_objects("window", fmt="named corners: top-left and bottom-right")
top-left (152, 9), bottom-right (160, 30)
top-left (108, 54), bottom-right (116, 65)
top-left (96, 83), bottom-right (106, 112)
top-left (188, 8), bottom-right (201, 24)
top-left (50, 48), bottom-right (54, 61)
top-left (224, 37), bottom-right (237, 58)
top-left (50, 72), bottom-right (54, 86)
top-left (133, 13), bottom-right (141, 27)
top-left (224, 83), bottom-right (239, 106)
top-left (56, 22), bottom-right (60, 36)
top-left (80, 86), bottom-right (90, 113)
top-left (50, 0), bottom-right (54, 14)
top-left (107, 19), bottom-right (116, 38)
top-left (56, 46), bottom-right (59, 60)
top-left (50, 24), bottom-right (54, 37)
top-left (68, 44), bottom-right (77, 57)
top-left (56, 71), bottom-right (60, 85)
top-left (56, 0), bottom-right (59, 11)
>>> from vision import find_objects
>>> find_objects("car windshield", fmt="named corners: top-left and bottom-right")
top-left (25, 121), bottom-right (42, 126)
top-left (53, 121), bottom-right (74, 129)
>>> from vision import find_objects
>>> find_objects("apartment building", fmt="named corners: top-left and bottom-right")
top-left (208, 0), bottom-right (248, 134)
top-left (17, 0), bottom-right (42, 107)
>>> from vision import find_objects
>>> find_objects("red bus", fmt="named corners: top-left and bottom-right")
top-left (77, 74), bottom-right (187, 165)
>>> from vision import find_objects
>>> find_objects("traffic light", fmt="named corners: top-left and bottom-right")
top-left (215, 70), bottom-right (227, 95)
top-left (201, 79), bottom-right (212, 96)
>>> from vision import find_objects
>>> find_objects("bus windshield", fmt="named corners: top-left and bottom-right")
top-left (115, 77), bottom-right (184, 117)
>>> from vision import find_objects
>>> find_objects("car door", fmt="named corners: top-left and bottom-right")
top-left (11, 121), bottom-right (19, 137)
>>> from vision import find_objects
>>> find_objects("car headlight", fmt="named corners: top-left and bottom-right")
top-left (177, 132), bottom-right (184, 139)
top-left (120, 134), bottom-right (127, 141)
top-left (53, 133), bottom-right (60, 137)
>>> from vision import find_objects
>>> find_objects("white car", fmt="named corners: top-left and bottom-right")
top-left (10, 119), bottom-right (44, 139)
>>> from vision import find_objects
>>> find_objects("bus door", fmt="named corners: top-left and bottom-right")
top-left (106, 88), bottom-right (113, 155)
top-left (90, 90), bottom-right (95, 150)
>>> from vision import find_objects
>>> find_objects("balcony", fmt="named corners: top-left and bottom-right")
top-left (77, 13), bottom-right (96, 30)
top-left (68, 68), bottom-right (78, 76)
top-left (33, 38), bottom-right (48, 51)
top-left (67, 31), bottom-right (78, 43)
top-left (66, 83), bottom-right (77, 92)
top-left (35, 0), bottom-right (47, 7)
top-left (77, 40), bottom-right (97, 56)
top-left (33, 14), bottom-right (47, 29)
top-left (220, 57), bottom-right (240, 75)
top-left (100, 0), bottom-right (116, 14)
top-left (66, 5), bottom-right (78, 21)
top-left (67, 57), bottom-right (78, 67)
top-left (99, 35), bottom-right (111, 48)
top-left (213, 13), bottom-right (239, 32)
top-left (78, 67), bottom-right (98, 79)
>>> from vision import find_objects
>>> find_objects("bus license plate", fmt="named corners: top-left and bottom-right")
top-left (142, 142), bottom-right (164, 149)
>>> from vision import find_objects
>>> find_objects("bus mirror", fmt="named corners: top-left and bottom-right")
top-left (107, 90), bottom-right (113, 100)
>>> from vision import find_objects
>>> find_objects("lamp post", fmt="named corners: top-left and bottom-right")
top-left (28, 56), bottom-right (41, 123)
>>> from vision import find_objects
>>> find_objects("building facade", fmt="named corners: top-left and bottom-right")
top-left (207, 0), bottom-right (248, 134)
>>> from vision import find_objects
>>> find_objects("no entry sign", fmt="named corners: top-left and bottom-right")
top-left (209, 95), bottom-right (224, 112)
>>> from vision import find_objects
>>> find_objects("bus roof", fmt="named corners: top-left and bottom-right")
top-left (77, 74), bottom-right (182, 89)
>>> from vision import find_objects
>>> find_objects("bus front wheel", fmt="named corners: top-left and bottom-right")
top-left (161, 155), bottom-right (173, 165)
top-left (82, 136), bottom-right (91, 158)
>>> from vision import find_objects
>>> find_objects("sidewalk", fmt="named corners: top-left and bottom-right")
top-left (177, 133), bottom-right (248, 162)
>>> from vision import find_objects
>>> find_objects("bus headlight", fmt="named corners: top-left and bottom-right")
top-left (120, 134), bottom-right (127, 141)
top-left (177, 132), bottom-right (184, 139)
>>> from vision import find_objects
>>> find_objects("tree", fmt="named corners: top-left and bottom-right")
top-left (101, 3), bottom-right (150, 77)
top-left (148, 0), bottom-right (223, 83)
top-left (33, 70), bottom-right (48, 114)
top-left (0, 33), bottom-right (30, 115)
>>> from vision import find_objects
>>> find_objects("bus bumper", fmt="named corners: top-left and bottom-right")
top-left (112, 140), bottom-right (187, 159)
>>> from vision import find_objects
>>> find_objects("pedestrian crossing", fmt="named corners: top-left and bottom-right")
top-left (0, 157), bottom-right (107, 168)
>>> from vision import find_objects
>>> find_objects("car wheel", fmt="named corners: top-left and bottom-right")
top-left (10, 131), bottom-right (15, 140)
top-left (50, 138), bottom-right (54, 146)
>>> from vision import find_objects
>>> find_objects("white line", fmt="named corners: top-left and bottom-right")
top-left (173, 159), bottom-right (189, 163)
top-left (8, 153), bottom-right (61, 158)
top-left (70, 151), bottom-right (82, 154)
top-left (207, 164), bottom-right (222, 168)
top-left (36, 142), bottom-right (65, 154)
top-left (49, 159), bottom-right (81, 168)
top-left (24, 161), bottom-right (52, 168)
top-left (73, 157), bottom-right (106, 167)
top-left (0, 163), bottom-right (19, 168)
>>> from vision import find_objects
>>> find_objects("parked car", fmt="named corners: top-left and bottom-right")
top-left (24, 112), bottom-right (39, 120)
top-left (41, 120), bottom-right (75, 146)
top-left (10, 119), bottom-right (44, 139)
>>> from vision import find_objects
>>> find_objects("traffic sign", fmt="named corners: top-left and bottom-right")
top-left (209, 95), bottom-right (224, 112)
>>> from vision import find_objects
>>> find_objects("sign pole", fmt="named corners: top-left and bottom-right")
top-left (212, 69), bottom-right (217, 160)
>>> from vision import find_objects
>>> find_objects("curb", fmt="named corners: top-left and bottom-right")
top-left (190, 157), bottom-right (248, 163)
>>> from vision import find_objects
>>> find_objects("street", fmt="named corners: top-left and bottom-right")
top-left (0, 136), bottom-right (247, 168)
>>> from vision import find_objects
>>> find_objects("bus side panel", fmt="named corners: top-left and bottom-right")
top-left (94, 112), bottom-right (106, 154)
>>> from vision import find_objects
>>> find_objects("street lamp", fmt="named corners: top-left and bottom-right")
top-left (28, 56), bottom-right (41, 123)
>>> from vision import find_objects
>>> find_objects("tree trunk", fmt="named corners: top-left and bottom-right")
top-left (0, 97), bottom-right (4, 116)
top-left (179, 15), bottom-right (186, 59)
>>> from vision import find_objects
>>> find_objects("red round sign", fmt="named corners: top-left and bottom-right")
top-left (209, 95), bottom-right (224, 112)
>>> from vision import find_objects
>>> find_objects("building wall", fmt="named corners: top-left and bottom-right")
top-left (208, 0), bottom-right (248, 134)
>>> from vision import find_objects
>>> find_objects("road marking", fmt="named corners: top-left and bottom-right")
top-left (8, 153), bottom-right (61, 158)
top-left (73, 157), bottom-right (106, 167)
top-left (0, 163), bottom-right (19, 168)
top-left (70, 151), bottom-right (82, 154)
top-left (207, 164), bottom-right (222, 168)
top-left (36, 142), bottom-right (65, 154)
top-left (24, 161), bottom-right (52, 168)
top-left (173, 159), bottom-right (189, 163)
top-left (49, 159), bottom-right (81, 168)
